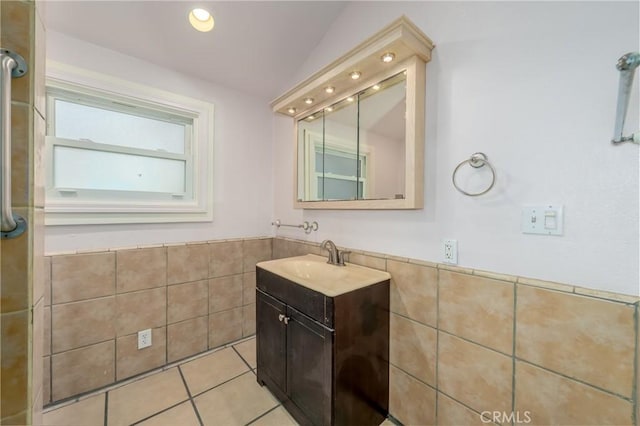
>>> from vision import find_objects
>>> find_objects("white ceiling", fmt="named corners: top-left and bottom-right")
top-left (43, 1), bottom-right (349, 99)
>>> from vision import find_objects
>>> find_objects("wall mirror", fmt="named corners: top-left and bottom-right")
top-left (272, 16), bottom-right (433, 209)
top-left (297, 72), bottom-right (406, 203)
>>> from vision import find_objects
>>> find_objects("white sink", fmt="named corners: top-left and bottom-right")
top-left (257, 254), bottom-right (391, 297)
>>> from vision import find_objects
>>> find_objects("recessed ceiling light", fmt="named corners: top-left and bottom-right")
top-left (350, 71), bottom-right (361, 80)
top-left (372, 84), bottom-right (381, 90)
top-left (325, 107), bottom-right (333, 112)
top-left (381, 52), bottom-right (395, 63)
top-left (307, 115), bottom-right (315, 120)
top-left (287, 107), bottom-right (296, 114)
top-left (347, 96), bottom-right (354, 102)
top-left (304, 97), bottom-right (314, 104)
top-left (325, 86), bottom-right (335, 94)
top-left (189, 8), bottom-right (214, 32)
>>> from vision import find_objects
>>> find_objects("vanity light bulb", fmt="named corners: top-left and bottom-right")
top-left (372, 84), bottom-right (381, 90)
top-left (287, 107), bottom-right (296, 114)
top-left (304, 98), bottom-right (314, 104)
top-left (381, 52), bottom-right (396, 63)
top-left (350, 71), bottom-right (361, 80)
top-left (325, 86), bottom-right (335, 94)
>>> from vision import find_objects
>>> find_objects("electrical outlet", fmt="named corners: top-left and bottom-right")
top-left (138, 329), bottom-right (152, 349)
top-left (443, 239), bottom-right (458, 265)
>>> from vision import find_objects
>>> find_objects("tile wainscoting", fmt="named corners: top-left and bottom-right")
top-left (43, 237), bottom-right (271, 405)
top-left (43, 236), bottom-right (639, 425)
top-left (272, 237), bottom-right (639, 426)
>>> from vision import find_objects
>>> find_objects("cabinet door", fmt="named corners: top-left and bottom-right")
top-left (256, 289), bottom-right (287, 393)
top-left (286, 306), bottom-right (333, 426)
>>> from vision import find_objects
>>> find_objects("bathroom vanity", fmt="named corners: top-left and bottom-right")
top-left (256, 254), bottom-right (391, 426)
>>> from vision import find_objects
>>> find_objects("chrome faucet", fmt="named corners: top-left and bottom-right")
top-left (320, 240), bottom-right (351, 266)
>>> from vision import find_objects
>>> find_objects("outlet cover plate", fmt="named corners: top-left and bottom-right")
top-left (138, 329), bottom-right (152, 349)
top-left (443, 239), bottom-right (458, 265)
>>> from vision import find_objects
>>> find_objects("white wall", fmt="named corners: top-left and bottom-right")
top-left (45, 31), bottom-right (274, 253)
top-left (272, 1), bottom-right (640, 296)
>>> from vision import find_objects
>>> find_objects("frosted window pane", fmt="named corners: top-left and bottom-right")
top-left (54, 100), bottom-right (186, 154)
top-left (54, 146), bottom-right (185, 193)
top-left (320, 177), bottom-right (362, 200)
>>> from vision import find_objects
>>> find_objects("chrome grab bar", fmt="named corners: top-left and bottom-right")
top-left (0, 49), bottom-right (28, 239)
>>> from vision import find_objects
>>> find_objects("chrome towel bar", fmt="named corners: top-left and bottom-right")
top-left (0, 49), bottom-right (28, 239)
top-left (271, 219), bottom-right (319, 234)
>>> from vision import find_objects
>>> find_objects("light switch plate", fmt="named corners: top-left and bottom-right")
top-left (522, 205), bottom-right (563, 236)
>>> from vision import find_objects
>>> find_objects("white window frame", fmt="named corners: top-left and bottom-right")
top-left (303, 130), bottom-right (372, 200)
top-left (44, 62), bottom-right (214, 225)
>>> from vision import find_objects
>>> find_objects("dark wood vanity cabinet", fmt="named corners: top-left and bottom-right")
top-left (256, 267), bottom-right (390, 426)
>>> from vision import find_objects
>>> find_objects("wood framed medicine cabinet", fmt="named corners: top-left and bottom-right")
top-left (271, 16), bottom-right (434, 210)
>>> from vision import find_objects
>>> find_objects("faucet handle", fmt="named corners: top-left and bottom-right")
top-left (337, 250), bottom-right (351, 265)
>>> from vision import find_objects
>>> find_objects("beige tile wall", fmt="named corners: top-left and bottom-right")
top-left (273, 237), bottom-right (640, 426)
top-left (43, 237), bottom-right (271, 404)
top-left (0, 1), bottom-right (46, 424)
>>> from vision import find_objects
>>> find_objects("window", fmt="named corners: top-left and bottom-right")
top-left (304, 131), bottom-right (370, 201)
top-left (45, 64), bottom-right (214, 225)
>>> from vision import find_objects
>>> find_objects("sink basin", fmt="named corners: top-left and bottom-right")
top-left (257, 254), bottom-right (391, 297)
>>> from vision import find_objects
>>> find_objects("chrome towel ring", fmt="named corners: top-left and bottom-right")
top-left (452, 152), bottom-right (496, 197)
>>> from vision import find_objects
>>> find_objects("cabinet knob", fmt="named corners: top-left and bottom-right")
top-left (283, 316), bottom-right (290, 325)
top-left (278, 314), bottom-right (285, 322)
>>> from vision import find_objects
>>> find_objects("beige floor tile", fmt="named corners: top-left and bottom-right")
top-left (137, 401), bottom-right (200, 426)
top-left (43, 394), bottom-right (105, 426)
top-left (181, 347), bottom-right (249, 396)
top-left (107, 368), bottom-right (188, 426)
top-left (251, 406), bottom-right (298, 426)
top-left (234, 338), bottom-right (257, 369)
top-left (194, 372), bottom-right (278, 426)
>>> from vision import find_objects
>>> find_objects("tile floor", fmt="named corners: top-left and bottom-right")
top-left (43, 337), bottom-right (296, 426)
top-left (43, 336), bottom-right (395, 426)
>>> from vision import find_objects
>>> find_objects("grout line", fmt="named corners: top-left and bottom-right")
top-left (385, 412), bottom-right (403, 425)
top-left (165, 247), bottom-right (169, 364)
top-left (390, 362), bottom-right (438, 392)
top-left (191, 370), bottom-right (254, 399)
top-left (177, 366), bottom-right (204, 426)
top-left (515, 357), bottom-right (634, 402)
top-left (129, 398), bottom-right (191, 425)
top-left (511, 282), bottom-right (518, 426)
top-left (436, 328), bottom-right (512, 358)
top-left (437, 390), bottom-right (498, 425)
top-left (232, 344), bottom-right (254, 372)
top-left (103, 391), bottom-right (108, 426)
top-left (245, 404), bottom-right (282, 425)
top-left (633, 303), bottom-right (638, 426)
top-left (45, 336), bottom-right (256, 410)
top-left (389, 311), bottom-right (437, 332)
top-left (434, 266), bottom-right (440, 424)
